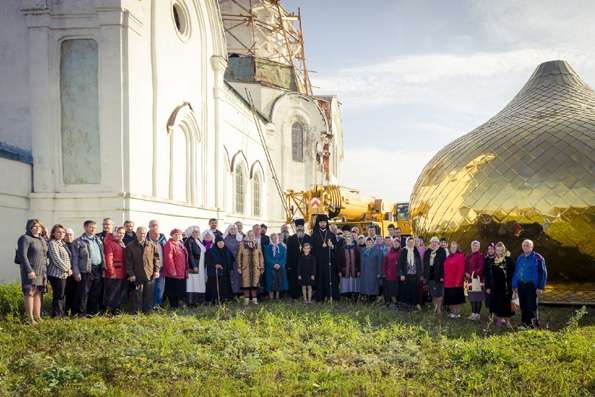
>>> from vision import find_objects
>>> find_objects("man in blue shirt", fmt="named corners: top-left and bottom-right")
top-left (512, 239), bottom-right (547, 329)
top-left (71, 220), bottom-right (105, 316)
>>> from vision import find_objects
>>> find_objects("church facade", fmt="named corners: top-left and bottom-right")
top-left (0, 0), bottom-right (343, 280)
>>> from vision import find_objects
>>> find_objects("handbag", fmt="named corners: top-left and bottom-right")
top-left (467, 272), bottom-right (484, 292)
top-left (14, 248), bottom-right (20, 265)
top-left (511, 291), bottom-right (520, 311)
top-left (422, 284), bottom-right (432, 303)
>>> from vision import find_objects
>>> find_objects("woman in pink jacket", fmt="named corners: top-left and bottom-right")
top-left (103, 226), bottom-right (128, 314)
top-left (381, 238), bottom-right (402, 304)
top-left (443, 241), bottom-right (466, 318)
top-left (163, 229), bottom-right (188, 309)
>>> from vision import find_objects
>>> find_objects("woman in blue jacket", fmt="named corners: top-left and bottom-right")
top-left (512, 239), bottom-right (547, 329)
top-left (264, 233), bottom-right (288, 301)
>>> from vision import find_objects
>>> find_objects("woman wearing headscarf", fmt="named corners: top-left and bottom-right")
top-left (338, 234), bottom-right (361, 300)
top-left (359, 237), bottom-right (383, 301)
top-left (397, 237), bottom-right (423, 310)
top-left (423, 237), bottom-right (447, 314)
top-left (356, 235), bottom-right (367, 254)
top-left (18, 219), bottom-right (48, 324)
top-left (382, 237), bottom-right (402, 305)
top-left (202, 230), bottom-right (215, 250)
top-left (375, 235), bottom-right (387, 257)
top-left (103, 226), bottom-right (128, 314)
top-left (485, 242), bottom-right (515, 327)
top-left (47, 224), bottom-right (72, 317)
top-left (465, 240), bottom-right (486, 321)
top-left (184, 226), bottom-right (207, 307)
top-left (236, 230), bottom-right (265, 305)
top-left (484, 242), bottom-right (495, 314)
top-left (444, 241), bottom-right (465, 318)
top-left (223, 224), bottom-right (242, 296)
top-left (440, 238), bottom-right (450, 255)
top-left (163, 229), bottom-right (188, 309)
top-left (264, 233), bottom-right (288, 301)
top-left (205, 235), bottom-right (234, 303)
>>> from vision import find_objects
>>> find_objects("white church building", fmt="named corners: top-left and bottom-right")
top-left (0, 0), bottom-right (343, 281)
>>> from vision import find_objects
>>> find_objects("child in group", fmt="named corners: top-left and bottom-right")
top-left (297, 243), bottom-right (316, 304)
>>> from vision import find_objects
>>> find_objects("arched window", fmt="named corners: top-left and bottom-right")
top-left (167, 104), bottom-right (201, 204)
top-left (291, 122), bottom-right (304, 162)
top-left (253, 173), bottom-right (261, 217)
top-left (235, 165), bottom-right (245, 214)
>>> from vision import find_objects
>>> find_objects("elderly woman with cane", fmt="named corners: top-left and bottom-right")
top-left (205, 236), bottom-right (234, 303)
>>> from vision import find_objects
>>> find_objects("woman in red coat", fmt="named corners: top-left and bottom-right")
top-left (443, 241), bottom-right (465, 318)
top-left (381, 238), bottom-right (402, 304)
top-left (465, 240), bottom-right (486, 320)
top-left (163, 229), bottom-right (188, 309)
top-left (103, 226), bottom-right (128, 314)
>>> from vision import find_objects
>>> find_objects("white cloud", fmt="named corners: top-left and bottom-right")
top-left (340, 147), bottom-right (436, 203)
top-left (313, 48), bottom-right (595, 111)
top-left (471, 0), bottom-right (595, 49)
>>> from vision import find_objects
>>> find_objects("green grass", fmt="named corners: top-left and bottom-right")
top-left (0, 284), bottom-right (593, 396)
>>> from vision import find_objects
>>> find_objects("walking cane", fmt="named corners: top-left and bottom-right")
top-left (328, 240), bottom-right (333, 304)
top-left (216, 267), bottom-right (221, 305)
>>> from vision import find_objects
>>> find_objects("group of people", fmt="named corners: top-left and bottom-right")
top-left (16, 214), bottom-right (547, 330)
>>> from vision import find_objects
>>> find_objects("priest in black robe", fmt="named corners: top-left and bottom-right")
top-left (286, 219), bottom-right (312, 299)
top-left (312, 214), bottom-right (340, 302)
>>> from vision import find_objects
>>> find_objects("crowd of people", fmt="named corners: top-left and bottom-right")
top-left (16, 214), bottom-right (547, 330)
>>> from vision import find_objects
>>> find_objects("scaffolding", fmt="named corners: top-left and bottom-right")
top-left (219, 0), bottom-right (313, 95)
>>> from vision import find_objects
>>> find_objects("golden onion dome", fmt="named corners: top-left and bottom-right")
top-left (409, 60), bottom-right (595, 294)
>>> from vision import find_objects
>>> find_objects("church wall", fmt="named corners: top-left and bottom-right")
top-left (218, 86), bottom-right (273, 229)
top-left (0, 0), bottom-right (32, 153)
top-left (124, 0), bottom-right (153, 198)
top-left (270, 93), bottom-right (328, 190)
top-left (0, 158), bottom-right (32, 282)
top-left (150, 0), bottom-right (206, 202)
top-left (0, 0), bottom-right (344, 283)
top-left (326, 97), bottom-right (343, 184)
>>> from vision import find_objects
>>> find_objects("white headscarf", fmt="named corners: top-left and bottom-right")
top-left (406, 237), bottom-right (415, 265)
top-left (112, 226), bottom-right (123, 239)
top-left (201, 230), bottom-right (215, 243)
top-left (223, 224), bottom-right (243, 242)
top-left (184, 226), bottom-right (201, 240)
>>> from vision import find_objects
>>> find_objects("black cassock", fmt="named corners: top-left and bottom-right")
top-left (312, 228), bottom-right (340, 301)
top-left (286, 233), bottom-right (313, 299)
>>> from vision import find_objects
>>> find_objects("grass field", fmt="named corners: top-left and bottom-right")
top-left (0, 284), bottom-right (593, 396)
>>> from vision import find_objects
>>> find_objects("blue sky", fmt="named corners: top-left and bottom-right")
top-left (283, 0), bottom-right (595, 202)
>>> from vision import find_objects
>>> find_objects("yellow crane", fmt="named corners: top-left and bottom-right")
top-left (285, 185), bottom-right (411, 236)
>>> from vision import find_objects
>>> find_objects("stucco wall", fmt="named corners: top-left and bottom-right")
top-left (0, 0), bottom-right (31, 152)
top-left (0, 158), bottom-right (32, 282)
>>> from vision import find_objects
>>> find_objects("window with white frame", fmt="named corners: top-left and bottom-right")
top-left (291, 122), bottom-right (304, 162)
top-left (235, 165), bottom-right (245, 214)
top-left (253, 172), bottom-right (261, 217)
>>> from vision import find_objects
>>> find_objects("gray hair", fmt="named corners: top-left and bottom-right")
top-left (522, 239), bottom-right (534, 247)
